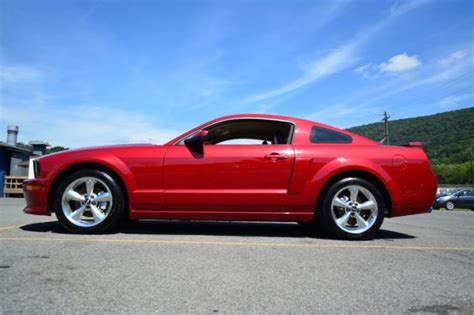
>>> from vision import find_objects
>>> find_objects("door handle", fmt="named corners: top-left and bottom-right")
top-left (265, 152), bottom-right (289, 161)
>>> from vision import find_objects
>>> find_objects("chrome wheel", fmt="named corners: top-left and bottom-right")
top-left (61, 177), bottom-right (113, 227)
top-left (445, 201), bottom-right (455, 211)
top-left (330, 184), bottom-right (378, 234)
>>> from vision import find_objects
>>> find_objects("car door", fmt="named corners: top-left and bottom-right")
top-left (458, 190), bottom-right (474, 208)
top-left (163, 142), bottom-right (295, 212)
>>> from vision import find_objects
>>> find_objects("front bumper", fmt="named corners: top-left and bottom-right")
top-left (22, 179), bottom-right (50, 216)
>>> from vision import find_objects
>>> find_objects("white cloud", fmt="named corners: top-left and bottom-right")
top-left (379, 53), bottom-right (421, 73)
top-left (244, 43), bottom-right (358, 103)
top-left (311, 47), bottom-right (473, 126)
top-left (356, 53), bottom-right (422, 77)
top-left (389, 0), bottom-right (432, 16)
top-left (355, 63), bottom-right (380, 78)
top-left (353, 54), bottom-right (473, 109)
top-left (354, 64), bottom-right (371, 74)
top-left (0, 66), bottom-right (41, 83)
top-left (0, 104), bottom-right (181, 148)
top-left (438, 94), bottom-right (473, 108)
top-left (438, 50), bottom-right (468, 67)
top-left (244, 0), bottom-right (430, 103)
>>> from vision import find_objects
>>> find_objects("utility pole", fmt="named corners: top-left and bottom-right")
top-left (382, 111), bottom-right (391, 145)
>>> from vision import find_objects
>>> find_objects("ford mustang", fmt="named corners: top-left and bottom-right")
top-left (23, 114), bottom-right (437, 239)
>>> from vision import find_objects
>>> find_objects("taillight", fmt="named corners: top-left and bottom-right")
top-left (407, 141), bottom-right (422, 147)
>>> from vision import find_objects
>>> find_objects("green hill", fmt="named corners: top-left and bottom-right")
top-left (347, 107), bottom-right (474, 184)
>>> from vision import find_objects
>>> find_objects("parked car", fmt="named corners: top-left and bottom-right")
top-left (22, 114), bottom-right (437, 240)
top-left (436, 188), bottom-right (461, 198)
top-left (433, 189), bottom-right (474, 210)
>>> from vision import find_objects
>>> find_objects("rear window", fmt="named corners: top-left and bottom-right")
top-left (310, 127), bottom-right (352, 144)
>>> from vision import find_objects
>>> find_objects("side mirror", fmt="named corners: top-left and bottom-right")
top-left (184, 130), bottom-right (209, 147)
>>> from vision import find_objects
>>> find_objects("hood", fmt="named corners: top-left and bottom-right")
top-left (38, 143), bottom-right (156, 160)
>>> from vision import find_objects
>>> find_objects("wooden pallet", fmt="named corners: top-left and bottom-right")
top-left (3, 176), bottom-right (27, 197)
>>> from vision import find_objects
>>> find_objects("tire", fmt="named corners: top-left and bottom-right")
top-left (445, 201), bottom-right (455, 211)
top-left (53, 169), bottom-right (126, 234)
top-left (316, 177), bottom-right (385, 240)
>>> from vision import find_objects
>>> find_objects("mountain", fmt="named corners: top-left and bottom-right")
top-left (347, 107), bottom-right (474, 184)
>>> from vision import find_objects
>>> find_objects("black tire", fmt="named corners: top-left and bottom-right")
top-left (53, 169), bottom-right (126, 234)
top-left (316, 177), bottom-right (385, 240)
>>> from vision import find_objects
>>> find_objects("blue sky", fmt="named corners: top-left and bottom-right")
top-left (0, 0), bottom-right (473, 148)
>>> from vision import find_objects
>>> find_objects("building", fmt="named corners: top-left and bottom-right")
top-left (0, 125), bottom-right (48, 196)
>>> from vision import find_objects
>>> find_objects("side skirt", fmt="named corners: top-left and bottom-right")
top-left (130, 210), bottom-right (314, 222)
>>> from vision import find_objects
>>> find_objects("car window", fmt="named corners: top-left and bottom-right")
top-left (310, 126), bottom-right (352, 144)
top-left (204, 119), bottom-right (294, 145)
top-left (217, 139), bottom-right (268, 145)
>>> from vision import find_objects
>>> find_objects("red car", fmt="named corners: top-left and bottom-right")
top-left (23, 114), bottom-right (437, 239)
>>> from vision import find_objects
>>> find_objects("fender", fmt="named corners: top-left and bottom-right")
top-left (308, 157), bottom-right (401, 211)
top-left (43, 152), bottom-right (136, 211)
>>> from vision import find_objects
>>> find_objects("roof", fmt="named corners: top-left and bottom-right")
top-left (0, 142), bottom-right (35, 156)
top-left (164, 113), bottom-right (371, 146)
top-left (212, 113), bottom-right (315, 125)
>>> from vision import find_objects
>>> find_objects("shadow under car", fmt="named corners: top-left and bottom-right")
top-left (20, 220), bottom-right (415, 240)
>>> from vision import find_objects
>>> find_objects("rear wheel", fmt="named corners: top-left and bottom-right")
top-left (317, 177), bottom-right (385, 240)
top-left (53, 169), bottom-right (126, 234)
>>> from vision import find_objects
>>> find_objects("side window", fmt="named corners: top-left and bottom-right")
top-left (217, 139), bottom-right (267, 145)
top-left (205, 119), bottom-right (293, 145)
top-left (310, 127), bottom-right (352, 144)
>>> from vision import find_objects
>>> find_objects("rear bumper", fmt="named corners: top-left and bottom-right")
top-left (391, 172), bottom-right (438, 217)
top-left (22, 179), bottom-right (50, 216)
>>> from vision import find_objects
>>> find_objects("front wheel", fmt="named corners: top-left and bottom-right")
top-left (445, 201), bottom-right (455, 211)
top-left (53, 169), bottom-right (126, 234)
top-left (317, 177), bottom-right (385, 240)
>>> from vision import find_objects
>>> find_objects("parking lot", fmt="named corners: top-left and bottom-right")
top-left (1, 198), bottom-right (473, 314)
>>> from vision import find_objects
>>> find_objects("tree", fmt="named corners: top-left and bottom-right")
top-left (16, 142), bottom-right (32, 151)
top-left (46, 146), bottom-right (69, 154)
top-left (347, 107), bottom-right (474, 184)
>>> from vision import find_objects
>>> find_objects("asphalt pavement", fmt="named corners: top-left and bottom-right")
top-left (1, 198), bottom-right (473, 314)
